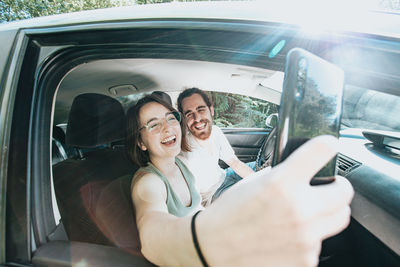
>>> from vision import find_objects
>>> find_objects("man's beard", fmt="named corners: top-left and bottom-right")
top-left (190, 119), bottom-right (212, 140)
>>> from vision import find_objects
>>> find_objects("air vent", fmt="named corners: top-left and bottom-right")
top-left (337, 154), bottom-right (361, 176)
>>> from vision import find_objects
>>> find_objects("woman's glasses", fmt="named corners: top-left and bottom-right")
top-left (139, 111), bottom-right (181, 134)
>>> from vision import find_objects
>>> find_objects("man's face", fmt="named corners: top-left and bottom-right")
top-left (181, 93), bottom-right (214, 140)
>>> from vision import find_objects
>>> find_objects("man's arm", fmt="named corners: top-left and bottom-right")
top-left (225, 156), bottom-right (255, 179)
top-left (215, 126), bottom-right (255, 179)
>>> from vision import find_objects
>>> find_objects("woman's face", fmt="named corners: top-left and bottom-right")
top-left (138, 102), bottom-right (182, 161)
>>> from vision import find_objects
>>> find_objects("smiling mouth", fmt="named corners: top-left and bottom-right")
top-left (194, 122), bottom-right (206, 130)
top-left (161, 135), bottom-right (177, 145)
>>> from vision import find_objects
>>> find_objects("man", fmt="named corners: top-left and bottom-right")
top-left (177, 88), bottom-right (255, 205)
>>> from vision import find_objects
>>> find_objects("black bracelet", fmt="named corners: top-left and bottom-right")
top-left (191, 210), bottom-right (209, 267)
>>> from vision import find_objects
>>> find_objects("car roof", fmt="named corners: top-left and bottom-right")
top-left (1, 1), bottom-right (399, 39)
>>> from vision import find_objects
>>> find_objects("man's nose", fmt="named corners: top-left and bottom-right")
top-left (193, 111), bottom-right (201, 122)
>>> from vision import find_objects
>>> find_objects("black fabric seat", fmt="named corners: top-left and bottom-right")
top-left (52, 125), bottom-right (77, 165)
top-left (53, 93), bottom-right (139, 246)
top-left (52, 126), bottom-right (68, 165)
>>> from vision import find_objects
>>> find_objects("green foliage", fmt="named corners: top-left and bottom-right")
top-left (380, 0), bottom-right (400, 10)
top-left (210, 91), bottom-right (278, 129)
top-left (0, 0), bottom-right (135, 23)
top-left (0, 0), bottom-right (219, 23)
top-left (135, 0), bottom-right (172, 4)
top-left (2, 0), bottom-right (400, 23)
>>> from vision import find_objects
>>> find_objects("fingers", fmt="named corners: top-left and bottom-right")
top-left (289, 176), bottom-right (353, 226)
top-left (311, 176), bottom-right (354, 215)
top-left (307, 205), bottom-right (352, 241)
top-left (299, 177), bottom-right (353, 241)
top-left (310, 176), bottom-right (353, 240)
top-left (276, 135), bottom-right (339, 184)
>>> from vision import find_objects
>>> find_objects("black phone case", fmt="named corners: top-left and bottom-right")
top-left (272, 48), bottom-right (344, 178)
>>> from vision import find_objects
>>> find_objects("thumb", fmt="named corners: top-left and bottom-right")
top-left (277, 135), bottom-right (339, 184)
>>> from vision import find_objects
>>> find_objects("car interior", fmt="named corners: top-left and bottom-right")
top-left (3, 8), bottom-right (400, 267)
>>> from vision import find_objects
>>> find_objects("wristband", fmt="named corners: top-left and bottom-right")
top-left (191, 210), bottom-right (209, 267)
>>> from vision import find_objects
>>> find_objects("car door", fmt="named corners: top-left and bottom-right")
top-left (0, 27), bottom-right (31, 265)
top-left (210, 91), bottom-right (278, 165)
top-left (222, 127), bottom-right (271, 164)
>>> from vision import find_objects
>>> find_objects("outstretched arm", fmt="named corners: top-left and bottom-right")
top-left (132, 136), bottom-right (354, 267)
top-left (132, 173), bottom-right (201, 267)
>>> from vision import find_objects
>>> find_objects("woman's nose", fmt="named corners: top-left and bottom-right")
top-left (161, 118), bottom-right (173, 131)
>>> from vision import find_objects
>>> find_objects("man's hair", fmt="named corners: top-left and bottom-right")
top-left (177, 87), bottom-right (212, 113)
top-left (125, 94), bottom-right (190, 167)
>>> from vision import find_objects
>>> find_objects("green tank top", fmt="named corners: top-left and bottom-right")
top-left (137, 157), bottom-right (201, 217)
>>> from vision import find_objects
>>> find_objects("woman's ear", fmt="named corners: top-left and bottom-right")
top-left (138, 142), bottom-right (147, 151)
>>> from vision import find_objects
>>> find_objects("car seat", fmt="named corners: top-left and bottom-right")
top-left (52, 126), bottom-right (68, 165)
top-left (53, 93), bottom-right (138, 246)
top-left (52, 125), bottom-right (78, 165)
top-left (95, 174), bottom-right (143, 257)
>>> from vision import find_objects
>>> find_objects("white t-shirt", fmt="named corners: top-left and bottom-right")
top-left (179, 125), bottom-right (236, 204)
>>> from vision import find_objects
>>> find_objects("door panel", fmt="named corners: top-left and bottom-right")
top-left (222, 128), bottom-right (271, 163)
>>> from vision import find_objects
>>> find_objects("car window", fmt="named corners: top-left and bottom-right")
top-left (342, 84), bottom-right (400, 132)
top-left (118, 90), bottom-right (278, 129)
top-left (209, 91), bottom-right (278, 129)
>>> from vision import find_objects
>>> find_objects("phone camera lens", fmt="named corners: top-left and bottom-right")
top-left (297, 58), bottom-right (307, 81)
top-left (298, 58), bottom-right (307, 70)
top-left (298, 70), bottom-right (306, 80)
top-left (296, 81), bottom-right (305, 100)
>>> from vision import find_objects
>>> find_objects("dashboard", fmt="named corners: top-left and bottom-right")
top-left (339, 128), bottom-right (400, 256)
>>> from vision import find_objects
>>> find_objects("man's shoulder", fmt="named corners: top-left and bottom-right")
top-left (211, 125), bottom-right (228, 142)
top-left (212, 125), bottom-right (222, 132)
top-left (211, 125), bottom-right (224, 138)
top-left (185, 132), bottom-right (199, 149)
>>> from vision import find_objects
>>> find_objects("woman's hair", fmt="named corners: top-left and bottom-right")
top-left (126, 94), bottom-right (190, 167)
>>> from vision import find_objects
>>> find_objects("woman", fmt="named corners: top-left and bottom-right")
top-left (125, 94), bottom-right (353, 267)
top-left (126, 94), bottom-right (202, 218)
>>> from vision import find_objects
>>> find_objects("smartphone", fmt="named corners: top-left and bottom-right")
top-left (272, 48), bottom-right (344, 183)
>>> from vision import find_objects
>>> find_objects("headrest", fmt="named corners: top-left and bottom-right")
top-left (66, 93), bottom-right (125, 148)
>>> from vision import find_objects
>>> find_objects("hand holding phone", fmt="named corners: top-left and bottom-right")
top-left (272, 48), bottom-right (344, 183)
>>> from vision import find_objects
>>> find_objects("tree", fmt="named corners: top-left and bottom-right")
top-left (379, 0), bottom-right (400, 10)
top-left (0, 0), bottom-right (216, 23)
top-left (3, 0), bottom-right (399, 23)
top-left (210, 91), bottom-right (279, 128)
top-left (135, 0), bottom-right (172, 4)
top-left (0, 0), bottom-right (135, 23)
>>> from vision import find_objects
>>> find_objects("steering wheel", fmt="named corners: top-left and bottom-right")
top-left (256, 127), bottom-right (277, 171)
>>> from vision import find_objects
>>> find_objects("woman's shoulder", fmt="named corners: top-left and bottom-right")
top-left (133, 171), bottom-right (164, 190)
top-left (131, 171), bottom-right (167, 204)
